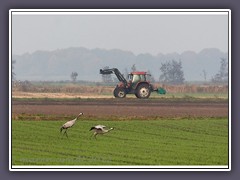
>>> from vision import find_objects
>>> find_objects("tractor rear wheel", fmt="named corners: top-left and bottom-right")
top-left (135, 93), bottom-right (139, 98)
top-left (136, 84), bottom-right (151, 99)
top-left (113, 87), bottom-right (126, 98)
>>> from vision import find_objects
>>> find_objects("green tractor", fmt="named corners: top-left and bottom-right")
top-left (100, 68), bottom-right (166, 99)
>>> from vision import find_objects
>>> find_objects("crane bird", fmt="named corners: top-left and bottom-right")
top-left (89, 125), bottom-right (114, 139)
top-left (60, 112), bottom-right (84, 138)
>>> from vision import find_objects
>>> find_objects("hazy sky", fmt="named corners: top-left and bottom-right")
top-left (12, 11), bottom-right (229, 55)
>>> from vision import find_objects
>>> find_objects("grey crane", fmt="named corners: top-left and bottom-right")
top-left (60, 112), bottom-right (84, 138)
top-left (89, 125), bottom-right (114, 139)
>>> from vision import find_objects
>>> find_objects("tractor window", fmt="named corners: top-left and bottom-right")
top-left (140, 75), bottom-right (146, 81)
top-left (128, 74), bottom-right (133, 81)
top-left (132, 75), bottom-right (140, 83)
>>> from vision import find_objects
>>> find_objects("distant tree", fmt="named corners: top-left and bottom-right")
top-left (124, 68), bottom-right (129, 80)
top-left (202, 69), bottom-right (207, 82)
top-left (102, 66), bottom-right (113, 83)
top-left (212, 58), bottom-right (228, 83)
top-left (21, 80), bottom-right (32, 92)
top-left (131, 64), bottom-right (137, 72)
top-left (113, 77), bottom-right (119, 83)
top-left (159, 59), bottom-right (185, 84)
top-left (71, 72), bottom-right (78, 83)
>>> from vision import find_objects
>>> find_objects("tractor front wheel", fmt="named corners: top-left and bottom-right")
top-left (136, 84), bottom-right (151, 99)
top-left (113, 87), bottom-right (126, 98)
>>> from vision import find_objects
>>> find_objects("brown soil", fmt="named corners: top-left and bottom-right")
top-left (12, 99), bottom-right (228, 119)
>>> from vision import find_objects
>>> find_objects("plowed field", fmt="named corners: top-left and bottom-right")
top-left (12, 99), bottom-right (228, 118)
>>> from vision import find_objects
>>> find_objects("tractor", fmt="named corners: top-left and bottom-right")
top-left (100, 68), bottom-right (166, 99)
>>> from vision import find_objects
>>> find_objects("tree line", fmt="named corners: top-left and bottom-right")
top-left (101, 58), bottom-right (228, 85)
top-left (12, 58), bottom-right (228, 85)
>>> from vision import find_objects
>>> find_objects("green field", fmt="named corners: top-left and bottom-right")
top-left (11, 118), bottom-right (229, 166)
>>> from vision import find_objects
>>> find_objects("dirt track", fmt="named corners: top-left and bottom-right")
top-left (12, 99), bottom-right (228, 118)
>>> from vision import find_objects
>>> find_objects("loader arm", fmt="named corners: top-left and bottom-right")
top-left (100, 68), bottom-right (128, 86)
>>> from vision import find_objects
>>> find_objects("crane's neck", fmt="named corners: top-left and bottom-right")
top-left (72, 119), bottom-right (77, 124)
top-left (76, 114), bottom-right (82, 120)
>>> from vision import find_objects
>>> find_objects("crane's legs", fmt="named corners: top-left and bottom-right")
top-left (90, 132), bottom-right (98, 140)
top-left (60, 127), bottom-right (63, 133)
top-left (63, 129), bottom-right (68, 138)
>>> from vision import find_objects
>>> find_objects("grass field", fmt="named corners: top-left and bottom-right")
top-left (11, 118), bottom-right (228, 166)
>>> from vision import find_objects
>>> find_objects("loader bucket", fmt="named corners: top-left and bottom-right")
top-left (157, 87), bottom-right (166, 94)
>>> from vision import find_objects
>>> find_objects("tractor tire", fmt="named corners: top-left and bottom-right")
top-left (136, 84), bottom-right (151, 99)
top-left (113, 87), bottom-right (126, 98)
top-left (135, 93), bottom-right (139, 98)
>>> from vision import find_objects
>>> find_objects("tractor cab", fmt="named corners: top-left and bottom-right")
top-left (128, 72), bottom-right (149, 89)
